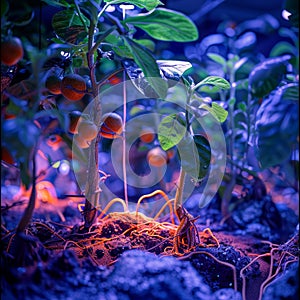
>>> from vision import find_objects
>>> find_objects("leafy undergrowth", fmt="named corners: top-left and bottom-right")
top-left (1, 192), bottom-right (299, 300)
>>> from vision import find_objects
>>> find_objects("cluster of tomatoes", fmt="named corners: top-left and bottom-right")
top-left (69, 112), bottom-right (123, 149)
top-left (1, 37), bottom-right (173, 168)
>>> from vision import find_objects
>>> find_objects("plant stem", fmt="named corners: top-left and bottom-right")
top-left (83, 20), bottom-right (101, 228)
top-left (16, 148), bottom-right (37, 233)
top-left (174, 168), bottom-right (186, 221)
top-left (122, 70), bottom-right (129, 211)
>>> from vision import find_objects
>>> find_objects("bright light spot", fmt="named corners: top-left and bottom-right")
top-left (105, 5), bottom-right (115, 12)
top-left (59, 161), bottom-right (70, 176)
top-left (60, 51), bottom-right (70, 57)
top-left (119, 4), bottom-right (135, 10)
top-left (232, 82), bottom-right (237, 88)
top-left (282, 9), bottom-right (292, 20)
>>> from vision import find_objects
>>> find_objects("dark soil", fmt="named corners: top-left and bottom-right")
top-left (1, 182), bottom-right (299, 300)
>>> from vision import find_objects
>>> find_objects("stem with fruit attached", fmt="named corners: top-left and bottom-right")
top-left (83, 21), bottom-right (100, 228)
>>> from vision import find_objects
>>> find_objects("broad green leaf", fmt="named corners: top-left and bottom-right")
top-left (199, 102), bottom-right (228, 123)
top-left (124, 8), bottom-right (198, 42)
top-left (105, 34), bottom-right (133, 59)
top-left (133, 39), bottom-right (156, 52)
top-left (198, 85), bottom-right (220, 94)
top-left (78, 0), bottom-right (102, 25)
top-left (104, 0), bottom-right (162, 11)
top-left (52, 9), bottom-right (89, 44)
top-left (177, 135), bottom-right (199, 180)
top-left (158, 114), bottom-right (186, 151)
top-left (194, 76), bottom-right (230, 91)
top-left (177, 134), bottom-right (211, 180)
top-left (249, 55), bottom-right (291, 98)
top-left (123, 37), bottom-right (168, 98)
top-left (255, 83), bottom-right (299, 168)
top-left (269, 41), bottom-right (296, 57)
top-left (207, 53), bottom-right (226, 66)
top-left (193, 134), bottom-right (211, 179)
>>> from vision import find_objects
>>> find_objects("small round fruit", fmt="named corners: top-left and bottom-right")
top-left (147, 147), bottom-right (167, 167)
top-left (140, 127), bottom-right (155, 143)
top-left (74, 134), bottom-right (90, 149)
top-left (61, 74), bottom-right (86, 101)
top-left (68, 111), bottom-right (82, 134)
top-left (45, 75), bottom-right (62, 95)
top-left (100, 113), bottom-right (123, 139)
top-left (166, 148), bottom-right (176, 160)
top-left (1, 37), bottom-right (24, 66)
top-left (77, 120), bottom-right (98, 141)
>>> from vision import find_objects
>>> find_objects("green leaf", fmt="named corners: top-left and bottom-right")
top-left (104, 34), bottom-right (133, 58)
top-left (52, 9), bottom-right (89, 44)
top-left (104, 0), bottom-right (162, 11)
top-left (199, 102), bottom-right (228, 123)
top-left (124, 8), bottom-right (198, 42)
top-left (269, 41), bottom-right (296, 57)
top-left (133, 39), bottom-right (156, 52)
top-left (207, 53), bottom-right (226, 66)
top-left (123, 37), bottom-right (168, 98)
top-left (177, 135), bottom-right (199, 180)
top-left (177, 134), bottom-right (211, 180)
top-left (194, 76), bottom-right (230, 91)
top-left (255, 83), bottom-right (299, 168)
top-left (78, 0), bottom-right (102, 25)
top-left (158, 114), bottom-right (186, 151)
top-left (198, 85), bottom-right (220, 94)
top-left (193, 134), bottom-right (211, 179)
top-left (237, 102), bottom-right (247, 112)
top-left (249, 55), bottom-right (291, 98)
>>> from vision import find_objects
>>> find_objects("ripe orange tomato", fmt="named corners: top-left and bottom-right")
top-left (61, 74), bottom-right (86, 101)
top-left (140, 127), bottom-right (155, 143)
top-left (45, 75), bottom-right (62, 95)
top-left (74, 134), bottom-right (90, 149)
top-left (147, 147), bottom-right (167, 167)
top-left (77, 120), bottom-right (98, 141)
top-left (1, 37), bottom-right (24, 66)
top-left (100, 113), bottom-right (123, 139)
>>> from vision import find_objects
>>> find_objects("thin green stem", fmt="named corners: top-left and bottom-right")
top-left (74, 1), bottom-right (88, 33)
top-left (174, 168), bottom-right (186, 221)
top-left (98, 3), bottom-right (110, 19)
top-left (83, 19), bottom-right (101, 228)
top-left (122, 70), bottom-right (129, 211)
top-left (16, 147), bottom-right (37, 233)
top-left (91, 26), bottom-right (117, 55)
